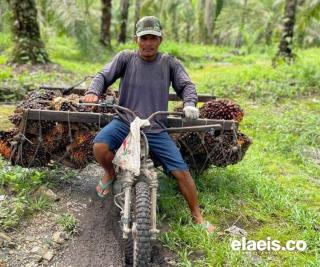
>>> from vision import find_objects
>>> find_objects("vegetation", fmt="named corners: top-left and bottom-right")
top-left (0, 157), bottom-right (76, 231)
top-left (0, 0), bottom-right (319, 266)
top-left (7, 0), bottom-right (50, 64)
top-left (56, 213), bottom-right (80, 235)
top-left (0, 160), bottom-right (50, 230)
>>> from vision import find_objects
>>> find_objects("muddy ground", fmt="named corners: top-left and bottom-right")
top-left (0, 164), bottom-right (177, 267)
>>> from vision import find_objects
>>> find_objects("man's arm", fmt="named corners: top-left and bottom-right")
top-left (170, 58), bottom-right (199, 119)
top-left (84, 51), bottom-right (129, 102)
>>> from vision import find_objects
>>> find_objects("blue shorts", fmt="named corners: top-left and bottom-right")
top-left (93, 119), bottom-right (188, 173)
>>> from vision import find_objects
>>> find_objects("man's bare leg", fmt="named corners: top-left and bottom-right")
top-left (93, 143), bottom-right (115, 196)
top-left (171, 170), bottom-right (216, 233)
top-left (93, 145), bottom-right (214, 231)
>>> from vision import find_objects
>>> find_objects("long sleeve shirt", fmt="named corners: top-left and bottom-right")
top-left (86, 50), bottom-right (198, 133)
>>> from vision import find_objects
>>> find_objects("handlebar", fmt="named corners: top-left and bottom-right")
top-left (80, 101), bottom-right (222, 133)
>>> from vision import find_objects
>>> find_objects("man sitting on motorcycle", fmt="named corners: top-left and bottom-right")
top-left (83, 16), bottom-right (215, 233)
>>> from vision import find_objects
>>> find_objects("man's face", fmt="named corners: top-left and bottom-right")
top-left (136, 34), bottom-right (162, 59)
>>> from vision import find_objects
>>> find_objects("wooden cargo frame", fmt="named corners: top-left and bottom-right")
top-left (22, 86), bottom-right (237, 134)
top-left (23, 109), bottom-right (238, 134)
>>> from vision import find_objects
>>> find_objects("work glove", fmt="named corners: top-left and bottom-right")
top-left (183, 104), bottom-right (199, 120)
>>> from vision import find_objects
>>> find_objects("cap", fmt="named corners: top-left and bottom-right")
top-left (136, 16), bottom-right (162, 37)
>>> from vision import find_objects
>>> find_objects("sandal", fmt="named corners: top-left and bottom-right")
top-left (198, 221), bottom-right (216, 234)
top-left (96, 178), bottom-right (114, 199)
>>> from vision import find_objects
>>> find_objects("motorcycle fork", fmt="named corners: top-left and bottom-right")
top-left (122, 186), bottom-right (132, 239)
top-left (150, 186), bottom-right (159, 239)
top-left (141, 159), bottom-right (159, 239)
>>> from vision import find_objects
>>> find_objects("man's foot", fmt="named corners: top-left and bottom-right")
top-left (197, 221), bottom-right (216, 234)
top-left (192, 212), bottom-right (216, 234)
top-left (96, 176), bottom-right (113, 198)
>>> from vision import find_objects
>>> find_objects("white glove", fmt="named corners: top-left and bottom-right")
top-left (183, 105), bottom-right (199, 120)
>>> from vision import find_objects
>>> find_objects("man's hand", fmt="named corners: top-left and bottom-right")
top-left (183, 105), bottom-right (199, 120)
top-left (82, 93), bottom-right (99, 103)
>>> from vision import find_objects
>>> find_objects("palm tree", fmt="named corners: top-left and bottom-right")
top-left (235, 0), bottom-right (248, 48)
top-left (100, 0), bottom-right (112, 47)
top-left (295, 0), bottom-right (320, 46)
top-left (277, 0), bottom-right (298, 61)
top-left (183, 0), bottom-right (195, 42)
top-left (7, 0), bottom-right (49, 64)
top-left (205, 0), bottom-right (214, 43)
top-left (134, 0), bottom-right (141, 35)
top-left (118, 0), bottom-right (130, 43)
top-left (197, 0), bottom-right (206, 43)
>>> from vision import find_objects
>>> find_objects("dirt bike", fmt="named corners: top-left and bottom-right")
top-left (81, 100), bottom-right (219, 266)
top-left (109, 104), bottom-right (179, 266)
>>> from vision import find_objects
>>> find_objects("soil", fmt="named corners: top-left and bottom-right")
top-left (0, 163), bottom-right (177, 267)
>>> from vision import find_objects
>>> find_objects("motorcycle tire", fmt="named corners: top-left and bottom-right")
top-left (124, 181), bottom-right (151, 266)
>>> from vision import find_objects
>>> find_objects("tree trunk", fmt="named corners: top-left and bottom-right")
top-left (100, 0), bottom-right (112, 47)
top-left (118, 0), bottom-right (129, 43)
top-left (7, 0), bottom-right (49, 64)
top-left (277, 0), bottom-right (298, 59)
top-left (171, 7), bottom-right (179, 41)
top-left (213, 0), bottom-right (224, 44)
top-left (204, 0), bottom-right (214, 44)
top-left (197, 0), bottom-right (206, 43)
top-left (264, 19), bottom-right (273, 45)
top-left (134, 0), bottom-right (141, 35)
top-left (235, 0), bottom-right (248, 48)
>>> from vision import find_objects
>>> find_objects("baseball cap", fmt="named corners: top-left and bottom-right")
top-left (136, 16), bottom-right (162, 37)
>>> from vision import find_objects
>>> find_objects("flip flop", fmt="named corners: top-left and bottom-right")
top-left (198, 221), bottom-right (216, 234)
top-left (96, 179), bottom-right (114, 199)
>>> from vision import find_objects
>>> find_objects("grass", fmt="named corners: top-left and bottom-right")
top-left (0, 162), bottom-right (51, 230)
top-left (0, 32), bottom-right (319, 265)
top-left (0, 105), bottom-right (15, 130)
top-left (158, 97), bottom-right (320, 266)
top-left (0, 159), bottom-right (77, 231)
top-left (56, 213), bottom-right (79, 235)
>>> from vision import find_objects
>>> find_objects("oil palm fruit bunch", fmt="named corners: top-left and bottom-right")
top-left (42, 123), bottom-right (69, 153)
top-left (67, 131), bottom-right (96, 168)
top-left (0, 130), bottom-right (16, 159)
top-left (9, 89), bottom-right (59, 128)
top-left (10, 134), bottom-right (51, 167)
top-left (199, 99), bottom-right (244, 122)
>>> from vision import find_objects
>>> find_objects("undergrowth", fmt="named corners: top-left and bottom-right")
top-left (0, 33), bottom-right (319, 266)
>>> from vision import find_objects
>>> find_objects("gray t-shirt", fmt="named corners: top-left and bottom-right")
top-left (86, 50), bottom-right (198, 133)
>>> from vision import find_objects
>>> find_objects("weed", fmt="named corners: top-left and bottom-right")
top-left (56, 213), bottom-right (79, 235)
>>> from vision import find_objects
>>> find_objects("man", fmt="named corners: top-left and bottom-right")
top-left (83, 16), bottom-right (215, 233)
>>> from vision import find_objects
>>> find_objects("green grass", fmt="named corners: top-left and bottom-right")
top-left (56, 213), bottom-right (79, 235)
top-left (0, 105), bottom-right (15, 130)
top-left (158, 97), bottom-right (320, 266)
top-left (0, 160), bottom-right (77, 231)
top-left (0, 33), bottom-right (319, 265)
top-left (0, 162), bottom-right (51, 230)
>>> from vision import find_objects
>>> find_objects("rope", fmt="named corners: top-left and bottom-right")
top-left (12, 109), bottom-right (30, 164)
top-left (67, 111), bottom-right (73, 143)
top-left (27, 110), bottom-right (44, 167)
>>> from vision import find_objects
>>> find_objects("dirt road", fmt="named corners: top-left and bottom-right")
top-left (1, 164), bottom-right (175, 267)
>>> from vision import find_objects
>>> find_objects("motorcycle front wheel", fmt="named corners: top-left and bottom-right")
top-left (124, 181), bottom-right (151, 266)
